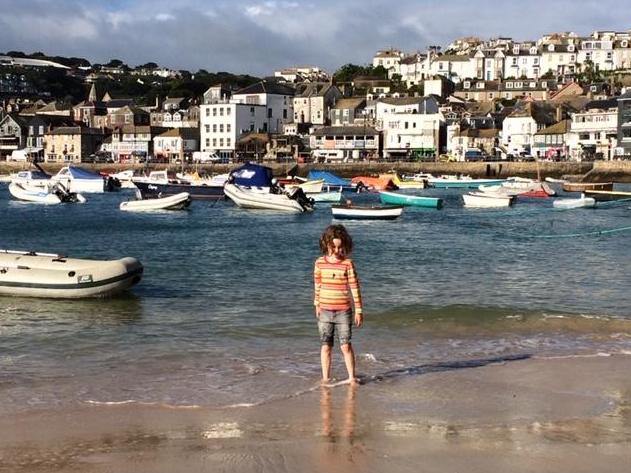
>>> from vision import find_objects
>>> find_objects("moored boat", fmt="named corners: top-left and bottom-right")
top-left (463, 192), bottom-right (514, 208)
top-left (331, 204), bottom-right (403, 220)
top-left (9, 182), bottom-right (86, 204)
top-left (350, 174), bottom-right (398, 191)
top-left (306, 170), bottom-right (356, 192)
top-left (120, 192), bottom-right (192, 211)
top-left (428, 175), bottom-right (505, 189)
top-left (133, 180), bottom-right (224, 200)
top-left (224, 162), bottom-right (314, 213)
top-left (311, 188), bottom-right (343, 203)
top-left (562, 181), bottom-right (614, 193)
top-left (553, 196), bottom-right (596, 210)
top-left (50, 166), bottom-right (119, 193)
top-left (379, 190), bottom-right (443, 209)
top-left (0, 249), bottom-right (143, 298)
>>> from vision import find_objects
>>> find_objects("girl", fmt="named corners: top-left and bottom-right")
top-left (314, 224), bottom-right (363, 384)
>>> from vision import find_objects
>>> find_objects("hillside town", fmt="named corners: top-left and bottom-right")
top-left (2, 29), bottom-right (631, 165)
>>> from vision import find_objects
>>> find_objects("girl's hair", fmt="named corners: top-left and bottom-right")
top-left (319, 224), bottom-right (353, 255)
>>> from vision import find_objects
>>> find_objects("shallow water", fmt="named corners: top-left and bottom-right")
top-left (1, 183), bottom-right (630, 414)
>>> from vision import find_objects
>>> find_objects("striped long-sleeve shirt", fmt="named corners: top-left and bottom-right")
top-left (314, 256), bottom-right (363, 315)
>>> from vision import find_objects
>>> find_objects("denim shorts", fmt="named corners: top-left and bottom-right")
top-left (318, 309), bottom-right (352, 346)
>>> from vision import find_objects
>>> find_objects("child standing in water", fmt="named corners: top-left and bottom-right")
top-left (314, 225), bottom-right (364, 385)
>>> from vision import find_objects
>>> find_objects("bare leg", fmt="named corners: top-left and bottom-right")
top-left (340, 343), bottom-right (357, 383)
top-left (321, 344), bottom-right (332, 382)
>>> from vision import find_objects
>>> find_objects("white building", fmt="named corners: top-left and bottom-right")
top-left (473, 49), bottom-right (506, 81)
top-left (503, 45), bottom-right (541, 79)
top-left (579, 34), bottom-right (615, 72)
top-left (293, 83), bottom-right (341, 125)
top-left (399, 53), bottom-right (430, 87)
top-left (199, 82), bottom-right (294, 159)
top-left (310, 126), bottom-right (380, 162)
top-left (372, 48), bottom-right (404, 77)
top-left (430, 54), bottom-right (476, 83)
top-left (501, 102), bottom-right (559, 155)
top-left (374, 97), bottom-right (440, 130)
top-left (614, 38), bottom-right (631, 69)
top-left (567, 99), bottom-right (619, 161)
top-left (381, 113), bottom-right (442, 159)
top-left (539, 40), bottom-right (579, 78)
top-left (153, 128), bottom-right (198, 162)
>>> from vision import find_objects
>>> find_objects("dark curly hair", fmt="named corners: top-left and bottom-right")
top-left (319, 224), bottom-right (353, 255)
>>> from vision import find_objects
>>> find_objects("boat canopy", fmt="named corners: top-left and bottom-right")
top-left (68, 166), bottom-right (104, 180)
top-left (306, 170), bottom-right (350, 186)
top-left (229, 162), bottom-right (274, 187)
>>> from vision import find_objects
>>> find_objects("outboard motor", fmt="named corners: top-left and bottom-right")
top-left (287, 187), bottom-right (315, 211)
top-left (52, 182), bottom-right (83, 203)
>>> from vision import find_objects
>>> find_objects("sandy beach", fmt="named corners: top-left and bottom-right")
top-left (2, 354), bottom-right (631, 473)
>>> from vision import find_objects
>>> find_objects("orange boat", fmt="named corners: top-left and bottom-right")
top-left (351, 174), bottom-right (398, 191)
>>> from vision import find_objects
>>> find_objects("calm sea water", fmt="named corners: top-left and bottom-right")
top-left (1, 182), bottom-right (630, 413)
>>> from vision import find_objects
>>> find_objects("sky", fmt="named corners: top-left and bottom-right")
top-left (0, 0), bottom-right (629, 76)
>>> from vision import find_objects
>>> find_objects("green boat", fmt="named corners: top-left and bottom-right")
top-left (379, 190), bottom-right (443, 209)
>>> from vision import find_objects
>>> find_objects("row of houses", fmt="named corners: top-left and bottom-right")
top-left (374, 30), bottom-right (631, 86)
top-left (2, 70), bottom-right (631, 163)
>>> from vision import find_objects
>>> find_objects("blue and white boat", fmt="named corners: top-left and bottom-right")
top-left (306, 170), bottom-right (356, 192)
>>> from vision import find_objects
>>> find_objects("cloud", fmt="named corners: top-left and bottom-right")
top-left (0, 0), bottom-right (628, 75)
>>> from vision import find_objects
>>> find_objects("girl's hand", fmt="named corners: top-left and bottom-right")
top-left (315, 306), bottom-right (321, 319)
top-left (355, 313), bottom-right (363, 328)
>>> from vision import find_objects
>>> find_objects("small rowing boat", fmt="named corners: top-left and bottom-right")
top-left (331, 204), bottom-right (403, 220)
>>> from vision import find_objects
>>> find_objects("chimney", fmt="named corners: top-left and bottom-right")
top-left (556, 105), bottom-right (563, 122)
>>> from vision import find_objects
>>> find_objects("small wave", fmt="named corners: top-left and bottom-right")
top-left (360, 353), bottom-right (379, 363)
top-left (534, 352), bottom-right (612, 360)
top-left (84, 399), bottom-right (201, 409)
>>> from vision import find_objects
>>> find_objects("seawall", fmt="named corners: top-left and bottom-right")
top-left (2, 161), bottom-right (631, 182)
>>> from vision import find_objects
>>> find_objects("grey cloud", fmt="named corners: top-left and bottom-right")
top-left (0, 0), bottom-right (628, 75)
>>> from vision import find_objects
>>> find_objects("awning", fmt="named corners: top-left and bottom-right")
top-left (24, 147), bottom-right (43, 153)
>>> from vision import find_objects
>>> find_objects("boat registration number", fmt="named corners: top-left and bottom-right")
top-left (78, 274), bottom-right (93, 284)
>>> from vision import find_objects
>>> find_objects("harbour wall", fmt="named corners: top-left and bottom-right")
top-left (2, 161), bottom-right (631, 182)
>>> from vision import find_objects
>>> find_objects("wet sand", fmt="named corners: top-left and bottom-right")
top-left (2, 354), bottom-right (631, 473)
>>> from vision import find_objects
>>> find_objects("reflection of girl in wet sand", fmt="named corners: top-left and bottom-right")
top-left (314, 225), bottom-right (364, 385)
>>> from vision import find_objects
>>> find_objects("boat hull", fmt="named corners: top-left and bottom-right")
top-left (224, 183), bottom-right (311, 213)
top-left (311, 190), bottom-right (343, 203)
top-left (379, 191), bottom-right (442, 209)
top-left (0, 251), bottom-right (143, 298)
top-left (120, 192), bottom-right (192, 211)
top-left (429, 178), bottom-right (505, 189)
top-left (553, 197), bottom-right (596, 210)
top-left (463, 192), bottom-right (514, 208)
top-left (331, 205), bottom-right (403, 220)
top-left (562, 182), bottom-right (614, 193)
top-left (134, 181), bottom-right (224, 200)
top-left (9, 182), bottom-right (61, 204)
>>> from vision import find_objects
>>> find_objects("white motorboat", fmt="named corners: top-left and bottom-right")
top-left (283, 178), bottom-right (325, 194)
top-left (9, 169), bottom-right (51, 189)
top-left (120, 192), bottom-right (191, 211)
top-left (0, 249), bottom-right (143, 298)
top-left (108, 170), bottom-right (136, 188)
top-left (50, 166), bottom-right (116, 193)
top-left (9, 182), bottom-right (86, 204)
top-left (428, 175), bottom-right (505, 189)
top-left (331, 204), bottom-right (404, 220)
top-left (553, 196), bottom-right (596, 210)
top-left (463, 192), bottom-right (514, 208)
top-left (132, 170), bottom-right (170, 185)
top-left (224, 163), bottom-right (315, 213)
top-left (224, 183), bottom-right (313, 213)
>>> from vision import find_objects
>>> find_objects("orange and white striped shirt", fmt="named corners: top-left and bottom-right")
top-left (314, 256), bottom-right (363, 315)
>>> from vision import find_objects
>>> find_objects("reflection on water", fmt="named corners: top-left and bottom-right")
top-left (318, 384), bottom-right (363, 470)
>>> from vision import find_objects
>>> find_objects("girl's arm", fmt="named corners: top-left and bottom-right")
top-left (347, 261), bottom-right (363, 318)
top-left (314, 260), bottom-right (322, 316)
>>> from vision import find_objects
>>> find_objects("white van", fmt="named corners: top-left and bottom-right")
top-left (7, 149), bottom-right (28, 162)
top-left (192, 151), bottom-right (221, 163)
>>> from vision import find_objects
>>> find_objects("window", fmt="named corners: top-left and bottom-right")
top-left (506, 82), bottom-right (514, 89)
top-left (283, 109), bottom-right (287, 119)
top-left (268, 108), bottom-right (272, 118)
top-left (512, 58), bottom-right (518, 66)
top-left (404, 122), bottom-right (409, 129)
top-left (250, 107), bottom-right (255, 116)
top-left (227, 124), bottom-right (231, 133)
top-left (213, 124), bottom-right (217, 133)
top-left (226, 107), bottom-right (231, 116)
top-left (213, 138), bottom-right (217, 147)
top-left (213, 108), bottom-right (217, 116)
top-left (219, 138), bottom-right (224, 147)
top-left (205, 138), bottom-right (210, 147)
top-left (226, 138), bottom-right (231, 147)
top-left (205, 125), bottom-right (210, 133)
top-left (206, 108), bottom-right (210, 116)
top-left (219, 124), bottom-right (224, 133)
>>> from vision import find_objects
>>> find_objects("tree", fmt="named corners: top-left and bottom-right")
top-left (333, 64), bottom-right (374, 83)
top-left (138, 62), bottom-right (158, 70)
top-left (106, 59), bottom-right (124, 68)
